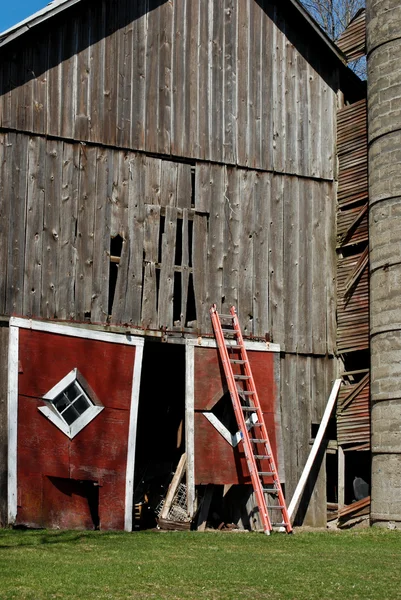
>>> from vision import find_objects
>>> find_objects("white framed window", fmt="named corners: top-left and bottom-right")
top-left (38, 368), bottom-right (104, 439)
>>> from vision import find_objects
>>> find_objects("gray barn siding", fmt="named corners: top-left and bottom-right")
top-left (0, 0), bottom-right (337, 180)
top-left (0, 132), bottom-right (336, 357)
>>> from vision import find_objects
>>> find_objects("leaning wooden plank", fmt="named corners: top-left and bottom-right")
top-left (287, 379), bottom-right (342, 522)
top-left (160, 453), bottom-right (187, 520)
top-left (158, 206), bottom-right (177, 329)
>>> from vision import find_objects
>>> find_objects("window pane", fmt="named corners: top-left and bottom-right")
top-left (73, 395), bottom-right (91, 415)
top-left (63, 405), bottom-right (80, 425)
top-left (53, 391), bottom-right (70, 413)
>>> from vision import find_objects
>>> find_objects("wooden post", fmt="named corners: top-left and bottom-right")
top-left (338, 445), bottom-right (345, 510)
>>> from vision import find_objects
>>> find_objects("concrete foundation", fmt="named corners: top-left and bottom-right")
top-left (367, 0), bottom-right (401, 525)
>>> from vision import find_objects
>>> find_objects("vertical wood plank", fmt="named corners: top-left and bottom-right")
top-left (187, 0), bottom-right (199, 157)
top-left (195, 163), bottom-right (212, 214)
top-left (122, 153), bottom-right (146, 325)
top-left (285, 36), bottom-right (298, 174)
top-left (145, 156), bottom-right (161, 206)
top-left (131, 1), bottom-right (147, 150)
top-left (23, 136), bottom-right (45, 318)
top-left (145, 0), bottom-right (160, 153)
top-left (103, 1), bottom-right (118, 147)
top-left (193, 214), bottom-right (208, 332)
top-left (75, 145), bottom-right (96, 320)
top-left (210, 0), bottom-right (224, 163)
top-left (197, 0), bottom-right (210, 160)
top-left (158, 0), bottom-right (173, 155)
top-left (222, 167), bottom-right (239, 313)
top-left (74, 10), bottom-right (91, 141)
top-left (160, 161), bottom-right (178, 207)
top-left (176, 163), bottom-right (192, 209)
top-left (141, 204), bottom-right (160, 329)
top-left (283, 176), bottom-right (299, 352)
top-left (206, 165), bottom-right (225, 316)
top-left (223, 0), bottom-right (236, 165)
top-left (58, 142), bottom-right (79, 320)
top-left (91, 147), bottom-right (111, 323)
top-left (312, 181), bottom-right (326, 354)
top-left (158, 206), bottom-right (177, 329)
top-left (61, 18), bottom-right (78, 141)
top-left (6, 133), bottom-right (28, 316)
top-left (172, 0), bottom-right (186, 156)
top-left (253, 172), bottom-right (270, 337)
top-left (261, 2), bottom-right (274, 172)
top-left (236, 0), bottom-right (248, 166)
top-left (116, 0), bottom-right (133, 149)
top-left (41, 139), bottom-right (61, 319)
top-left (88, 2), bottom-right (105, 144)
top-left (325, 181), bottom-right (336, 355)
top-left (272, 9), bottom-right (286, 173)
top-left (47, 28), bottom-right (63, 137)
top-left (237, 169), bottom-right (254, 335)
top-left (269, 174), bottom-right (285, 347)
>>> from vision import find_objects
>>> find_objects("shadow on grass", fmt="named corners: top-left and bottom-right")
top-left (0, 529), bottom-right (112, 549)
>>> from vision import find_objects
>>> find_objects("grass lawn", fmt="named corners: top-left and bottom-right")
top-left (0, 528), bottom-right (400, 599)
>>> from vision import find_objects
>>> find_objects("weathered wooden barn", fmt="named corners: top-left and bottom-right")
top-left (0, 0), bottom-right (365, 531)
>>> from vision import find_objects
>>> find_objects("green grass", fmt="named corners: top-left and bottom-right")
top-left (0, 528), bottom-right (400, 599)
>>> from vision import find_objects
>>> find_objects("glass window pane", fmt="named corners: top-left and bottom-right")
top-left (53, 391), bottom-right (70, 412)
top-left (73, 395), bottom-right (91, 415)
top-left (63, 405), bottom-right (80, 425)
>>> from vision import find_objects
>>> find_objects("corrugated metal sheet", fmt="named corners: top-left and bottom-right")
top-left (337, 373), bottom-right (370, 446)
top-left (336, 93), bottom-right (369, 449)
top-left (336, 9), bottom-right (366, 63)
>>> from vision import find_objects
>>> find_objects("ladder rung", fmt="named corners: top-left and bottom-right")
top-left (221, 327), bottom-right (235, 333)
top-left (254, 455), bottom-right (271, 459)
top-left (272, 522), bottom-right (287, 527)
top-left (237, 391), bottom-right (255, 395)
top-left (234, 375), bottom-right (251, 380)
top-left (250, 438), bottom-right (268, 443)
top-left (218, 314), bottom-right (234, 319)
top-left (228, 344), bottom-right (242, 349)
top-left (230, 359), bottom-right (246, 364)
top-left (258, 471), bottom-right (274, 476)
top-left (267, 505), bottom-right (285, 509)
top-left (263, 488), bottom-right (278, 493)
top-left (241, 406), bottom-right (257, 412)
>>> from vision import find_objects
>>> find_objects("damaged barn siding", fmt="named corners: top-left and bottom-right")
top-left (0, 132), bottom-right (336, 355)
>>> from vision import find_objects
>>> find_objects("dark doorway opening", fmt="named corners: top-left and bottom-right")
top-left (133, 340), bottom-right (186, 529)
top-left (344, 450), bottom-right (371, 504)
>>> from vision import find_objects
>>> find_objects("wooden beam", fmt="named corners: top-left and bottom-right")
top-left (160, 453), bottom-right (187, 520)
top-left (287, 379), bottom-right (342, 522)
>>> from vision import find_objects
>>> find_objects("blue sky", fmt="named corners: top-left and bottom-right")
top-left (0, 1), bottom-right (49, 33)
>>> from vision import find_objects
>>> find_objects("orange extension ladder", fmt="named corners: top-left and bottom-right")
top-left (210, 304), bottom-right (292, 535)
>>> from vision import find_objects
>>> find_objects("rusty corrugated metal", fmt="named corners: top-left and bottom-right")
top-left (337, 373), bottom-right (370, 446)
top-left (336, 92), bottom-right (369, 449)
top-left (336, 9), bottom-right (366, 63)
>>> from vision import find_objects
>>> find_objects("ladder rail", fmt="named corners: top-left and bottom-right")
top-left (229, 307), bottom-right (292, 533)
top-left (210, 304), bottom-right (292, 535)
